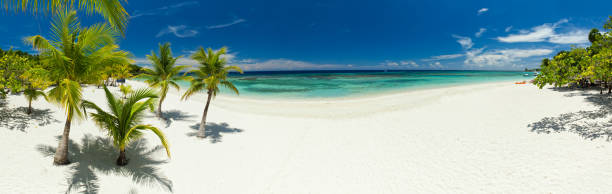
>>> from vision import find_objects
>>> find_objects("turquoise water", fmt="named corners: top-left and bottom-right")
top-left (172, 70), bottom-right (530, 99)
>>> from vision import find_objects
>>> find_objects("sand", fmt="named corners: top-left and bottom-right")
top-left (1, 80), bottom-right (612, 193)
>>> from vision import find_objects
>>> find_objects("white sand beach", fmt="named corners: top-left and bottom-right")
top-left (1, 80), bottom-right (612, 193)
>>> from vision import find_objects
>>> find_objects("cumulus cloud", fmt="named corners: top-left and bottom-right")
top-left (452, 35), bottom-right (473, 49)
top-left (475, 28), bottom-right (487, 37)
top-left (207, 18), bottom-right (246, 29)
top-left (156, 25), bottom-right (198, 38)
top-left (429, 62), bottom-right (444, 69)
top-left (464, 48), bottom-right (553, 67)
top-left (477, 8), bottom-right (488, 15)
top-left (130, 1), bottom-right (199, 19)
top-left (496, 19), bottom-right (588, 44)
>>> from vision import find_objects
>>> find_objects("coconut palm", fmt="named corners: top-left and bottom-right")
top-left (114, 64), bottom-right (132, 85)
top-left (23, 87), bottom-right (47, 114)
top-left (182, 47), bottom-right (243, 138)
top-left (3, 0), bottom-right (128, 34)
top-left (119, 84), bottom-right (132, 99)
top-left (82, 86), bottom-right (170, 165)
top-left (140, 43), bottom-right (187, 118)
top-left (25, 10), bottom-right (131, 165)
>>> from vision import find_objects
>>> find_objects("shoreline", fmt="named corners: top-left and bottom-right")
top-left (3, 77), bottom-right (611, 193)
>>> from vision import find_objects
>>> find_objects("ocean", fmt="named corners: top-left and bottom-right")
top-left (173, 70), bottom-right (531, 99)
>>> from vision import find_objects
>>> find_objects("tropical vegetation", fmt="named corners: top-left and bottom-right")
top-left (534, 16), bottom-right (612, 93)
top-left (25, 10), bottom-right (132, 165)
top-left (182, 47), bottom-right (243, 138)
top-left (2, 0), bottom-right (128, 34)
top-left (82, 86), bottom-right (170, 166)
top-left (139, 42), bottom-right (188, 118)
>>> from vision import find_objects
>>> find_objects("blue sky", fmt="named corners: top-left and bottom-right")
top-left (0, 0), bottom-right (611, 71)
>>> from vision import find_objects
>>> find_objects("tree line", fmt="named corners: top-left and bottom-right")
top-left (534, 16), bottom-right (612, 94)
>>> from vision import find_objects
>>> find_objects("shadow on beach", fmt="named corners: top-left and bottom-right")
top-left (151, 109), bottom-right (196, 128)
top-left (0, 99), bottom-right (59, 132)
top-left (529, 88), bottom-right (612, 141)
top-left (188, 122), bottom-right (244, 143)
top-left (37, 135), bottom-right (172, 194)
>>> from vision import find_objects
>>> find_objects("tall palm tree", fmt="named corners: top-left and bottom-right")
top-left (23, 87), bottom-right (47, 114)
top-left (140, 43), bottom-right (187, 118)
top-left (3, 0), bottom-right (128, 34)
top-left (82, 86), bottom-right (170, 166)
top-left (25, 10), bottom-right (131, 165)
top-left (182, 47), bottom-right (243, 138)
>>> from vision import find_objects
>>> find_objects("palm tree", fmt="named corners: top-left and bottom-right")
top-left (3, 0), bottom-right (128, 34)
top-left (25, 10), bottom-right (131, 165)
top-left (182, 47), bottom-right (243, 138)
top-left (115, 64), bottom-right (132, 85)
top-left (23, 87), bottom-right (47, 114)
top-left (140, 43), bottom-right (187, 118)
top-left (82, 86), bottom-right (170, 166)
top-left (119, 84), bottom-right (132, 99)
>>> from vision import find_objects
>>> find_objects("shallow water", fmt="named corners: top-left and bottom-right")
top-left (171, 70), bottom-right (531, 98)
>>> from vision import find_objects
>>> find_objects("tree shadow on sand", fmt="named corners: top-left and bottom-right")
top-left (148, 110), bottom-right (195, 128)
top-left (0, 102), bottom-right (59, 132)
top-left (37, 135), bottom-right (173, 194)
top-left (187, 122), bottom-right (244, 143)
top-left (529, 89), bottom-right (612, 141)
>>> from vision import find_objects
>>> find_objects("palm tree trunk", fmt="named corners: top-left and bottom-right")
top-left (27, 100), bottom-right (32, 115)
top-left (116, 148), bottom-right (128, 166)
top-left (157, 94), bottom-right (165, 118)
top-left (53, 114), bottom-right (72, 165)
top-left (197, 90), bottom-right (213, 138)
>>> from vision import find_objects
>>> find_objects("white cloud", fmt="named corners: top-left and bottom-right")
top-left (496, 19), bottom-right (588, 44)
top-left (464, 48), bottom-right (553, 67)
top-left (207, 18), bottom-right (246, 29)
top-left (429, 62), bottom-right (444, 69)
top-left (130, 1), bottom-right (199, 19)
top-left (382, 60), bottom-right (400, 66)
top-left (452, 35), bottom-right (473, 49)
top-left (156, 25), bottom-right (198, 38)
top-left (505, 26), bottom-right (513, 32)
top-left (401, 60), bottom-right (419, 68)
top-left (475, 28), bottom-right (487, 37)
top-left (235, 59), bottom-right (351, 71)
top-left (477, 8), bottom-right (488, 15)
top-left (422, 54), bottom-right (464, 61)
top-left (548, 30), bottom-right (589, 44)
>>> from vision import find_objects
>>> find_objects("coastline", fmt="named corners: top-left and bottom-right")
top-left (2, 78), bottom-right (612, 193)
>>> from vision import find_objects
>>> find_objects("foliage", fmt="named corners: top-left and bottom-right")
top-left (182, 47), bottom-right (243, 100)
top-left (534, 16), bottom-right (612, 91)
top-left (139, 42), bottom-right (187, 117)
top-left (2, 0), bottom-right (129, 34)
top-left (119, 84), bottom-right (132, 98)
top-left (82, 86), bottom-right (169, 165)
top-left (0, 51), bottom-right (31, 96)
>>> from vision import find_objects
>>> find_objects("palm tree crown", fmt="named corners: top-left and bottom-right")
top-left (82, 86), bottom-right (170, 165)
top-left (182, 47), bottom-right (243, 99)
top-left (3, 0), bottom-right (129, 34)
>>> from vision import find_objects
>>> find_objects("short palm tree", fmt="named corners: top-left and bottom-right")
top-left (25, 10), bottom-right (131, 165)
top-left (140, 43), bottom-right (187, 118)
top-left (82, 86), bottom-right (170, 166)
top-left (3, 0), bottom-right (128, 34)
top-left (182, 47), bottom-right (243, 138)
top-left (119, 84), bottom-right (132, 99)
top-left (23, 87), bottom-right (47, 114)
